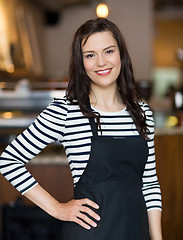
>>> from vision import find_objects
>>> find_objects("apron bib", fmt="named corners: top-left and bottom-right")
top-left (61, 105), bottom-right (150, 240)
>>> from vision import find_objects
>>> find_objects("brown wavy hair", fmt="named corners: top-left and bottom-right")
top-left (66, 18), bottom-right (149, 138)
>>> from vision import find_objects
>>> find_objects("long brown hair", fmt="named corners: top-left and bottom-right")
top-left (66, 18), bottom-right (149, 138)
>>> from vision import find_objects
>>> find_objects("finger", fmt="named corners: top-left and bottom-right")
top-left (78, 212), bottom-right (97, 228)
top-left (81, 206), bottom-right (100, 221)
top-left (80, 198), bottom-right (99, 209)
top-left (75, 217), bottom-right (91, 230)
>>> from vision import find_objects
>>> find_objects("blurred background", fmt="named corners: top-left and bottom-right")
top-left (0, 0), bottom-right (183, 239)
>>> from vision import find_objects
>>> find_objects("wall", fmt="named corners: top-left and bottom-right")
top-left (41, 0), bottom-right (153, 81)
top-left (154, 19), bottom-right (183, 67)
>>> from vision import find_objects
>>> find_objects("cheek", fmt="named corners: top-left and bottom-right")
top-left (83, 59), bottom-right (95, 73)
top-left (112, 54), bottom-right (121, 66)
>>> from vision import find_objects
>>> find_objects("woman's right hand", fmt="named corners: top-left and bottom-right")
top-left (24, 185), bottom-right (100, 230)
top-left (56, 198), bottom-right (101, 230)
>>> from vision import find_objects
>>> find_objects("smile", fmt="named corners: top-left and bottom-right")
top-left (95, 68), bottom-right (112, 76)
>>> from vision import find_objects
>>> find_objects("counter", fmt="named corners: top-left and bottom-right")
top-left (0, 90), bottom-right (65, 111)
top-left (155, 126), bottom-right (183, 135)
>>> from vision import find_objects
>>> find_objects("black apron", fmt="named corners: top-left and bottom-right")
top-left (61, 107), bottom-right (150, 240)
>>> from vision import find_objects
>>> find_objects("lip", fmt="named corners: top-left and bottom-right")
top-left (95, 68), bottom-right (112, 76)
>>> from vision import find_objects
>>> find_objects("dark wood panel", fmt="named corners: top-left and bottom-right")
top-left (155, 135), bottom-right (183, 240)
top-left (0, 164), bottom-right (74, 235)
top-left (0, 164), bottom-right (74, 207)
top-left (27, 164), bottom-right (74, 203)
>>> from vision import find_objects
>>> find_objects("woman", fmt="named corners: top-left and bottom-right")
top-left (0, 18), bottom-right (162, 239)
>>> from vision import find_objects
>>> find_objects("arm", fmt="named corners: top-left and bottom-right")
top-left (0, 98), bottom-right (100, 229)
top-left (0, 99), bottom-right (66, 193)
top-left (148, 210), bottom-right (162, 240)
top-left (141, 103), bottom-right (163, 239)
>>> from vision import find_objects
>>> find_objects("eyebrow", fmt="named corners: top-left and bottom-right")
top-left (82, 45), bottom-right (116, 54)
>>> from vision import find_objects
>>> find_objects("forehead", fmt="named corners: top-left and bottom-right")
top-left (82, 31), bottom-right (117, 50)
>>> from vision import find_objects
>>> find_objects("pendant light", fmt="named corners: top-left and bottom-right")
top-left (96, 1), bottom-right (109, 18)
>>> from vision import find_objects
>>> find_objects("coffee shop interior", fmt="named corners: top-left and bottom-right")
top-left (0, 0), bottom-right (183, 239)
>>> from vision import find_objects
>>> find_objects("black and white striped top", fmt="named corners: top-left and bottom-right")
top-left (0, 98), bottom-right (162, 211)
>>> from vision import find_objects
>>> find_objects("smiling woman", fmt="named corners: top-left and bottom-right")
top-left (0, 18), bottom-right (162, 240)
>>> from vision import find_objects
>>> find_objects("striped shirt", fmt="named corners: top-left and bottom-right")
top-left (0, 97), bottom-right (162, 211)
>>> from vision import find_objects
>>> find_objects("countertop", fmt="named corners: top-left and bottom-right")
top-left (155, 126), bottom-right (183, 136)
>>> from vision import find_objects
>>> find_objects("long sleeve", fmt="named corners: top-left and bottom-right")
top-left (141, 103), bottom-right (162, 211)
top-left (0, 98), bottom-right (68, 194)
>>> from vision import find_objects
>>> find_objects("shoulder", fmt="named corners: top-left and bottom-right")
top-left (139, 102), bottom-right (155, 137)
top-left (139, 102), bottom-right (154, 119)
top-left (46, 97), bottom-right (76, 110)
top-left (38, 97), bottom-right (71, 121)
top-left (45, 97), bottom-right (82, 115)
top-left (139, 101), bottom-right (152, 113)
top-left (49, 97), bottom-right (69, 109)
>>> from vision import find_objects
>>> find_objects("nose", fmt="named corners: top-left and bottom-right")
top-left (97, 54), bottom-right (106, 67)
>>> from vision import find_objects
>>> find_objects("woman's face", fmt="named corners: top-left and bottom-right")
top-left (82, 31), bottom-right (121, 90)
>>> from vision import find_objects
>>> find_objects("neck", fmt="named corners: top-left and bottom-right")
top-left (89, 84), bottom-right (124, 112)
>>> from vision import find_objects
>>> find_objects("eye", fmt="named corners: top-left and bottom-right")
top-left (105, 49), bottom-right (114, 54)
top-left (84, 53), bottom-right (95, 58)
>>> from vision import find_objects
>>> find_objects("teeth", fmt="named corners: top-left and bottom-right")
top-left (97, 69), bottom-right (111, 74)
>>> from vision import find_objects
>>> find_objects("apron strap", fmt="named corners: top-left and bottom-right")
top-left (86, 99), bottom-right (98, 137)
top-left (88, 118), bottom-right (98, 137)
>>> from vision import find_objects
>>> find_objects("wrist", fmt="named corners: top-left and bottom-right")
top-left (50, 201), bottom-right (64, 219)
top-left (150, 230), bottom-right (163, 240)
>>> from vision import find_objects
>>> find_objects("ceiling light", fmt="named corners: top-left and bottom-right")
top-left (96, 3), bottom-right (109, 18)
